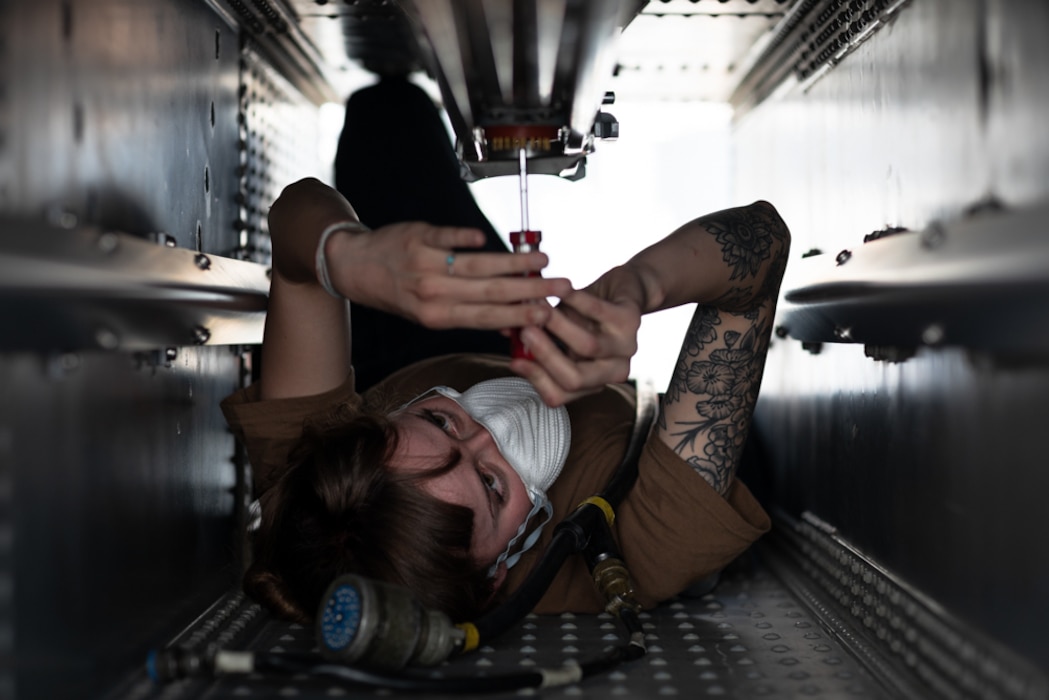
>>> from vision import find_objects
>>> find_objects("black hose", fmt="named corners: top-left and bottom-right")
top-left (253, 640), bottom-right (646, 694)
top-left (597, 384), bottom-right (658, 507)
top-left (472, 521), bottom-right (584, 639)
top-left (255, 652), bottom-right (546, 693)
top-left (577, 640), bottom-right (646, 678)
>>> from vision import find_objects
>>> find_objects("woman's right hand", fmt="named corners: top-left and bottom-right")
top-left (325, 220), bottom-right (573, 331)
top-left (268, 177), bottom-right (572, 331)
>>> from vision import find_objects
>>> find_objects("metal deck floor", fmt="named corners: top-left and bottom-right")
top-left (196, 560), bottom-right (891, 699)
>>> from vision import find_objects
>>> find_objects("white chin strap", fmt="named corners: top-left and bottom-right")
top-left (487, 494), bottom-right (553, 577)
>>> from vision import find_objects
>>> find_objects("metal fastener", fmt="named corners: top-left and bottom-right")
top-left (864, 345), bottom-right (916, 363)
top-left (95, 327), bottom-right (119, 350)
top-left (835, 249), bottom-right (852, 266)
top-left (149, 232), bottom-right (177, 247)
top-left (48, 207), bottom-right (78, 229)
top-left (97, 232), bottom-right (120, 253)
top-left (921, 323), bottom-right (945, 345)
top-left (47, 353), bottom-right (81, 379)
top-left (192, 326), bottom-right (212, 345)
top-left (919, 221), bottom-right (946, 250)
top-left (194, 253), bottom-right (212, 270)
top-left (863, 226), bottom-right (909, 243)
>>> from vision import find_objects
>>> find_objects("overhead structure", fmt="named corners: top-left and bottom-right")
top-left (396, 0), bottom-right (645, 180)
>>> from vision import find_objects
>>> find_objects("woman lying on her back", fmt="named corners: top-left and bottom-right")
top-left (222, 175), bottom-right (790, 622)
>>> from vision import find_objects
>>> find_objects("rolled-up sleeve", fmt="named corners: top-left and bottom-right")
top-left (220, 372), bottom-right (361, 496)
top-left (519, 415), bottom-right (770, 614)
top-left (616, 436), bottom-right (770, 607)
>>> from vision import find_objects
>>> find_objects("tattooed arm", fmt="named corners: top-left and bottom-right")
top-left (644, 201), bottom-right (790, 494)
top-left (513, 200), bottom-right (790, 494)
top-left (584, 200), bottom-right (789, 316)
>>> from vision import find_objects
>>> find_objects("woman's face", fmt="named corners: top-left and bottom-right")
top-left (387, 394), bottom-right (533, 579)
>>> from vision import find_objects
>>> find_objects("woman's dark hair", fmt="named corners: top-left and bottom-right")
top-left (244, 411), bottom-right (495, 623)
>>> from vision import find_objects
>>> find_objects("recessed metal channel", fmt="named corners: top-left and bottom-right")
top-left (764, 512), bottom-right (1049, 700)
top-left (396, 0), bottom-right (644, 179)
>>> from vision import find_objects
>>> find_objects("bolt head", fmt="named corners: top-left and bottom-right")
top-left (921, 324), bottom-right (945, 345)
top-left (95, 328), bottom-right (119, 350)
top-left (920, 222), bottom-right (947, 249)
top-left (48, 207), bottom-right (78, 229)
top-left (97, 232), bottom-right (120, 254)
top-left (802, 341), bottom-right (823, 355)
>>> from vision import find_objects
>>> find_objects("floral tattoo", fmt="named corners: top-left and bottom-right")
top-left (709, 209), bottom-right (777, 279)
top-left (670, 317), bottom-right (770, 494)
top-left (662, 202), bottom-right (788, 494)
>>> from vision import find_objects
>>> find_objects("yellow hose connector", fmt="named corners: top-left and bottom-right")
top-left (456, 622), bottom-right (480, 653)
top-left (578, 496), bottom-right (615, 527)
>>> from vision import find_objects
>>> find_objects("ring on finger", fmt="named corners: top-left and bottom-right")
top-left (446, 253), bottom-right (456, 276)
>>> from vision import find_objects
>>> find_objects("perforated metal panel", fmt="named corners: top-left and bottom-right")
top-left (236, 43), bottom-right (324, 264)
top-left (766, 514), bottom-right (1048, 700)
top-left (140, 562), bottom-right (892, 699)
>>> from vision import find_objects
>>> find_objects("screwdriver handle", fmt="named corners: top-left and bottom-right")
top-left (510, 229), bottom-right (542, 360)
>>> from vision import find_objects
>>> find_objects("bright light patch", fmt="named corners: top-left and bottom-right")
top-left (470, 101), bottom-right (733, 389)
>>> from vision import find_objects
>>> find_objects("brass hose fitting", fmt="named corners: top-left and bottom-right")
top-left (591, 557), bottom-right (642, 617)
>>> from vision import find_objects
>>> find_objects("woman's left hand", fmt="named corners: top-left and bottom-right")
top-left (509, 288), bottom-right (642, 407)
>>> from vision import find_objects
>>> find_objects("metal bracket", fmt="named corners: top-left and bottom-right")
top-left (0, 217), bottom-right (269, 352)
top-left (777, 201), bottom-right (1049, 356)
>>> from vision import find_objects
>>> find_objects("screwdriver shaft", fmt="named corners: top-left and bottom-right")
top-left (518, 148), bottom-right (529, 232)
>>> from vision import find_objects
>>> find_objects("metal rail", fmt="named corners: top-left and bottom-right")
top-left (763, 511), bottom-right (1049, 700)
top-left (776, 201), bottom-right (1049, 357)
top-left (0, 217), bottom-right (269, 352)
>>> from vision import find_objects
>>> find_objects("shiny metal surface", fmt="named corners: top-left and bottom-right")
top-left (3, 0), bottom-right (241, 251)
top-left (776, 201), bottom-right (1049, 353)
top-left (396, 0), bottom-right (645, 179)
top-left (767, 512), bottom-right (1048, 700)
top-left (5, 346), bottom-right (243, 699)
top-left (731, 0), bottom-right (913, 115)
top-left (986, 0), bottom-right (1049, 204)
top-left (237, 43), bottom-right (329, 264)
top-left (206, 0), bottom-right (346, 103)
top-left (734, 0), bottom-right (1049, 674)
top-left (330, 0), bottom-right (803, 104)
top-left (0, 0), bottom-right (320, 697)
top-left (3, 0), bottom-right (1047, 696)
top-left (0, 218), bottom-right (269, 352)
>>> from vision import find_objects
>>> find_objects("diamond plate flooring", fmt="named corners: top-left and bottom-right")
top-left (199, 561), bottom-right (891, 699)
